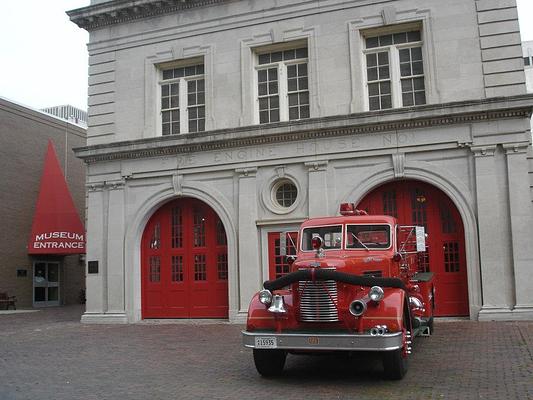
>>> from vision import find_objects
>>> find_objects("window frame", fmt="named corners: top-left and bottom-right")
top-left (345, 224), bottom-right (393, 250)
top-left (253, 45), bottom-right (310, 124)
top-left (157, 60), bottom-right (205, 136)
top-left (300, 224), bottom-right (344, 253)
top-left (271, 178), bottom-right (298, 209)
top-left (362, 29), bottom-right (426, 111)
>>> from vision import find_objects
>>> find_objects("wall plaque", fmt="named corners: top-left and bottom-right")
top-left (88, 261), bottom-right (99, 274)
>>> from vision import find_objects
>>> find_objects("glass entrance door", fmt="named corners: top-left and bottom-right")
top-left (33, 261), bottom-right (60, 307)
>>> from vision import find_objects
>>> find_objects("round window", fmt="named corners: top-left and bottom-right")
top-left (273, 180), bottom-right (298, 208)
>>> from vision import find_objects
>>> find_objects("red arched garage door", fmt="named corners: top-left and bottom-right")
top-left (141, 198), bottom-right (228, 318)
top-left (358, 180), bottom-right (468, 317)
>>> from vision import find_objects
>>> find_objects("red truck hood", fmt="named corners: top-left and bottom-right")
top-left (293, 252), bottom-right (393, 275)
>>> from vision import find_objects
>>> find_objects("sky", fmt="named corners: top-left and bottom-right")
top-left (0, 0), bottom-right (532, 112)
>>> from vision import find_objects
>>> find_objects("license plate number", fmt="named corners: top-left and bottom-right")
top-left (255, 337), bottom-right (277, 348)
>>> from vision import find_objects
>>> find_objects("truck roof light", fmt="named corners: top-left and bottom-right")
top-left (340, 203), bottom-right (369, 216)
top-left (340, 203), bottom-right (355, 215)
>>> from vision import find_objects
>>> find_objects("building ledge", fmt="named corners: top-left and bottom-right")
top-left (74, 94), bottom-right (533, 164)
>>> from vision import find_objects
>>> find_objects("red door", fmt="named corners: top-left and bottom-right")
top-left (358, 181), bottom-right (468, 316)
top-left (267, 231), bottom-right (298, 280)
top-left (141, 198), bottom-right (228, 318)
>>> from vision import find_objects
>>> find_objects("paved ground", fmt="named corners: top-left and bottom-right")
top-left (1, 306), bottom-right (533, 400)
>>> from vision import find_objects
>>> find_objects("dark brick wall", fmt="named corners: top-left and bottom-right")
top-left (0, 98), bottom-right (87, 308)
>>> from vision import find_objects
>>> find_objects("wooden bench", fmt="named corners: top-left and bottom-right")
top-left (0, 292), bottom-right (17, 310)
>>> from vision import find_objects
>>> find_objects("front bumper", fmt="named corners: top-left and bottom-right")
top-left (242, 330), bottom-right (403, 351)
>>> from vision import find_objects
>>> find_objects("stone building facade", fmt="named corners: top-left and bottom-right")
top-left (69, 0), bottom-right (533, 323)
top-left (524, 40), bottom-right (533, 93)
top-left (0, 97), bottom-right (86, 308)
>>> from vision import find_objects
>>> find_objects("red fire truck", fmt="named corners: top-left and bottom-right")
top-left (242, 203), bottom-right (434, 380)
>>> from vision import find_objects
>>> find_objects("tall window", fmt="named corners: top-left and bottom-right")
top-left (364, 29), bottom-right (426, 110)
top-left (256, 46), bottom-right (310, 124)
top-left (160, 62), bottom-right (205, 135)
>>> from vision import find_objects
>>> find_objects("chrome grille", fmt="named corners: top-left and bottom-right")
top-left (298, 279), bottom-right (339, 322)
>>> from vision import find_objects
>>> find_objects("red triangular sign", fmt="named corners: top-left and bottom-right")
top-left (28, 140), bottom-right (86, 254)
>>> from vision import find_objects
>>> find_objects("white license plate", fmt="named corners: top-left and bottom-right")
top-left (255, 336), bottom-right (277, 349)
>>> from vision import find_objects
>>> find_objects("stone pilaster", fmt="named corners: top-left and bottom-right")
top-left (81, 180), bottom-right (128, 324)
top-left (106, 180), bottom-right (126, 314)
top-left (503, 143), bottom-right (533, 318)
top-left (472, 146), bottom-right (514, 319)
top-left (235, 167), bottom-right (260, 313)
top-left (83, 183), bottom-right (106, 319)
top-left (305, 161), bottom-right (329, 217)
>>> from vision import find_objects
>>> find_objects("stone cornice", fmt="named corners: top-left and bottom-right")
top-left (235, 167), bottom-right (258, 178)
top-left (502, 142), bottom-right (531, 155)
top-left (305, 160), bottom-right (329, 172)
top-left (87, 179), bottom-right (126, 191)
top-left (471, 145), bottom-right (497, 157)
top-left (74, 95), bottom-right (533, 164)
top-left (68, 0), bottom-right (227, 31)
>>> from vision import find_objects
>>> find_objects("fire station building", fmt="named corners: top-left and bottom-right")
top-left (69, 0), bottom-right (533, 323)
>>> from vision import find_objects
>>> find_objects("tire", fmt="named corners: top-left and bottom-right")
top-left (383, 308), bottom-right (410, 380)
top-left (428, 285), bottom-right (435, 335)
top-left (383, 348), bottom-right (408, 380)
top-left (427, 316), bottom-right (434, 335)
top-left (253, 349), bottom-right (287, 377)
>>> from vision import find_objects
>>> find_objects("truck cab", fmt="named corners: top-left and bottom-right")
top-left (242, 203), bottom-right (434, 380)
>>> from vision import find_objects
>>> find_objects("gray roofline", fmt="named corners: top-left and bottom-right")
top-left (0, 97), bottom-right (87, 136)
top-left (67, 0), bottom-right (227, 31)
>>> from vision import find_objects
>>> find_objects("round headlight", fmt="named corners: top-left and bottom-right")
top-left (259, 289), bottom-right (273, 306)
top-left (369, 286), bottom-right (384, 302)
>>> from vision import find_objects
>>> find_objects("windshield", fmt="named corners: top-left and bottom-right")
top-left (346, 224), bottom-right (391, 249)
top-left (301, 225), bottom-right (343, 251)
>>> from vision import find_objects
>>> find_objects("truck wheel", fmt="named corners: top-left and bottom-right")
top-left (253, 349), bottom-right (287, 377)
top-left (427, 316), bottom-right (434, 335)
top-left (383, 348), bottom-right (408, 380)
top-left (383, 309), bottom-right (410, 380)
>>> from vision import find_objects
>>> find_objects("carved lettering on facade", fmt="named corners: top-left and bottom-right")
top-left (177, 154), bottom-right (196, 167)
top-left (295, 137), bottom-right (362, 155)
top-left (213, 147), bottom-right (277, 163)
top-left (383, 132), bottom-right (415, 147)
top-left (383, 135), bottom-right (393, 146)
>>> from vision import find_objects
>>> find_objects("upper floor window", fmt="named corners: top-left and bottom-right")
top-left (364, 29), bottom-right (426, 110)
top-left (256, 46), bottom-right (309, 124)
top-left (160, 62), bottom-right (205, 135)
top-left (525, 56), bottom-right (531, 67)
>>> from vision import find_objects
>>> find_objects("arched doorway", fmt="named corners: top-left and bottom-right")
top-left (141, 198), bottom-right (228, 318)
top-left (357, 180), bottom-right (468, 316)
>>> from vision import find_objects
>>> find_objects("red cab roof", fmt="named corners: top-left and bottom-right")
top-left (299, 214), bottom-right (397, 228)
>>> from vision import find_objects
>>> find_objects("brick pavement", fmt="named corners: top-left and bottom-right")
top-left (1, 306), bottom-right (533, 400)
